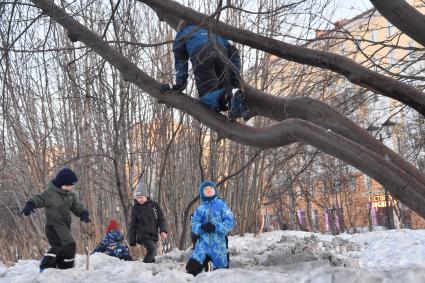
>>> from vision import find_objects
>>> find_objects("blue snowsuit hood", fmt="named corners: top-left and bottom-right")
top-left (199, 180), bottom-right (218, 202)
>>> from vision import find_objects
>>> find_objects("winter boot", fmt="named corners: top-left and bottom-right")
top-left (227, 88), bottom-right (248, 121)
top-left (238, 89), bottom-right (249, 120)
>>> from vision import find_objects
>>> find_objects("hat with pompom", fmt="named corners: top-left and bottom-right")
top-left (52, 167), bottom-right (78, 188)
top-left (133, 181), bottom-right (148, 199)
top-left (106, 219), bottom-right (120, 232)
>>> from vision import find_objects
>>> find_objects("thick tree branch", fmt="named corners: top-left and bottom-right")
top-left (244, 86), bottom-right (425, 192)
top-left (370, 0), bottom-right (425, 48)
top-left (137, 0), bottom-right (425, 117)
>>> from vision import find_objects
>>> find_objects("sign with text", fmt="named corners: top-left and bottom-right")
top-left (369, 194), bottom-right (397, 208)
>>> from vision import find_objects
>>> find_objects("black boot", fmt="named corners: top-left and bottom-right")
top-left (238, 89), bottom-right (249, 119)
top-left (228, 88), bottom-right (248, 121)
top-left (186, 258), bottom-right (203, 276)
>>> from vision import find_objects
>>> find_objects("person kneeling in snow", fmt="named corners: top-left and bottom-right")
top-left (92, 219), bottom-right (132, 261)
top-left (20, 167), bottom-right (91, 272)
top-left (186, 181), bottom-right (235, 276)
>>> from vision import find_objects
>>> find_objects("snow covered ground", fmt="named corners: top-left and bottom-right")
top-left (2, 229), bottom-right (425, 282)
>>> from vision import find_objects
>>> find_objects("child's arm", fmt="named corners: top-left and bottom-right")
top-left (172, 31), bottom-right (189, 88)
top-left (92, 235), bottom-right (109, 254)
top-left (215, 202), bottom-right (235, 235)
top-left (70, 193), bottom-right (87, 217)
top-left (191, 207), bottom-right (205, 235)
top-left (30, 190), bottom-right (52, 208)
top-left (156, 204), bottom-right (168, 234)
top-left (128, 207), bottom-right (137, 246)
top-left (22, 190), bottom-right (52, 216)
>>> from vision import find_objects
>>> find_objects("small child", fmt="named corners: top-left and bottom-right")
top-left (186, 181), bottom-right (235, 276)
top-left (92, 219), bottom-right (132, 261)
top-left (128, 182), bottom-right (168, 263)
top-left (160, 21), bottom-right (248, 121)
top-left (20, 167), bottom-right (91, 271)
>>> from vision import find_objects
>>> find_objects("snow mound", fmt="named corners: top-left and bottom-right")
top-left (230, 231), bottom-right (361, 269)
top-left (2, 229), bottom-right (425, 282)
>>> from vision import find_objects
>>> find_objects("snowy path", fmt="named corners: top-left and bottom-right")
top-left (2, 229), bottom-right (425, 282)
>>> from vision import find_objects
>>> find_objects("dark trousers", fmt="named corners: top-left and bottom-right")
top-left (192, 45), bottom-right (229, 97)
top-left (40, 242), bottom-right (76, 270)
top-left (140, 239), bottom-right (156, 263)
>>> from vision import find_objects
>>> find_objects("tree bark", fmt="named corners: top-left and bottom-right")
top-left (370, 0), bottom-right (425, 48)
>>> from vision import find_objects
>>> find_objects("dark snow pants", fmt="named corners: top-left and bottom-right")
top-left (191, 45), bottom-right (231, 111)
top-left (192, 44), bottom-right (228, 97)
top-left (140, 239), bottom-right (156, 263)
top-left (40, 242), bottom-right (76, 270)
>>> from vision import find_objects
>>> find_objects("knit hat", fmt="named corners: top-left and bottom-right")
top-left (133, 181), bottom-right (147, 199)
top-left (52, 168), bottom-right (78, 188)
top-left (106, 219), bottom-right (120, 233)
top-left (199, 180), bottom-right (218, 201)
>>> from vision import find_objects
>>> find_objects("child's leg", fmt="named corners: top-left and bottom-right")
top-left (204, 255), bottom-right (212, 271)
top-left (192, 46), bottom-right (222, 97)
top-left (186, 258), bottom-right (203, 276)
top-left (225, 236), bottom-right (230, 268)
top-left (199, 89), bottom-right (226, 111)
top-left (187, 240), bottom-right (207, 276)
top-left (190, 232), bottom-right (199, 250)
top-left (40, 247), bottom-right (59, 271)
top-left (57, 242), bottom-right (76, 269)
top-left (209, 236), bottom-right (230, 269)
top-left (140, 240), bottom-right (156, 263)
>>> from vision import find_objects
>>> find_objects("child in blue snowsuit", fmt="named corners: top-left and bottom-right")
top-left (92, 219), bottom-right (132, 261)
top-left (160, 21), bottom-right (248, 121)
top-left (186, 181), bottom-right (235, 276)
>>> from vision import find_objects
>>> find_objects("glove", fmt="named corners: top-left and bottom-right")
top-left (21, 200), bottom-right (35, 216)
top-left (201, 222), bottom-right (216, 233)
top-left (160, 83), bottom-right (183, 91)
top-left (80, 210), bottom-right (92, 223)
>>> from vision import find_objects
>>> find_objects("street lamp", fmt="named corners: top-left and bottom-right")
top-left (366, 120), bottom-right (396, 229)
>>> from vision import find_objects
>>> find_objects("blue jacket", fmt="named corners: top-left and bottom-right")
top-left (191, 181), bottom-right (235, 269)
top-left (92, 230), bottom-right (131, 260)
top-left (172, 24), bottom-right (239, 87)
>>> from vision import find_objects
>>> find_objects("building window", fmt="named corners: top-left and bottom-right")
top-left (370, 30), bottom-right (377, 42)
top-left (350, 177), bottom-right (357, 191)
top-left (407, 40), bottom-right (414, 60)
top-left (364, 175), bottom-right (371, 190)
top-left (297, 209), bottom-right (307, 231)
top-left (340, 42), bottom-right (346, 56)
top-left (309, 186), bottom-right (315, 197)
top-left (370, 55), bottom-right (378, 72)
top-left (389, 49), bottom-right (397, 66)
top-left (388, 22), bottom-right (394, 36)
top-left (312, 209), bottom-right (320, 230)
top-left (353, 35), bottom-right (362, 49)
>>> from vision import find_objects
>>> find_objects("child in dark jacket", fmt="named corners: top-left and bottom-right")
top-left (20, 167), bottom-right (91, 271)
top-left (92, 219), bottom-right (132, 261)
top-left (128, 182), bottom-right (168, 263)
top-left (186, 181), bottom-right (235, 276)
top-left (160, 21), bottom-right (248, 121)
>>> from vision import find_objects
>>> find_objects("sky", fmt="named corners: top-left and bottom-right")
top-left (332, 0), bottom-right (373, 20)
top-left (2, 228), bottom-right (425, 282)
